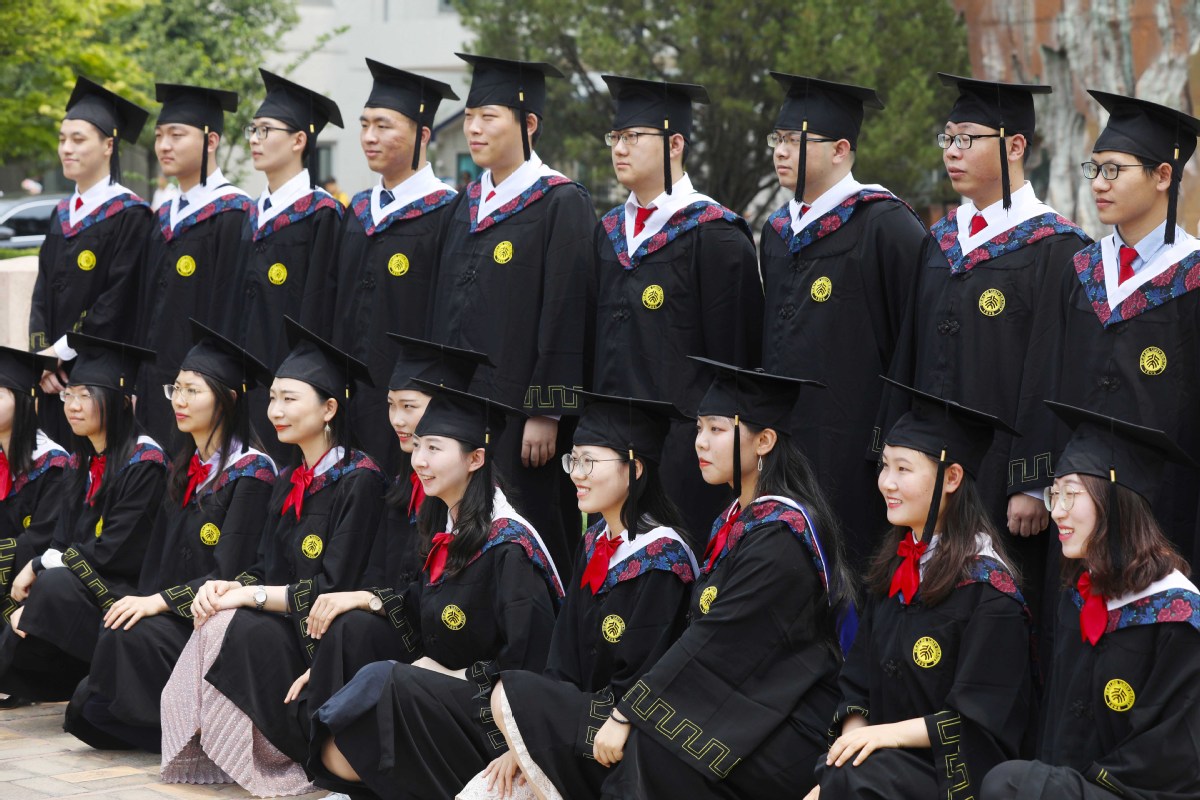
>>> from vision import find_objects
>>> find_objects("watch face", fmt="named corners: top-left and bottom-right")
top-left (255, 588), bottom-right (268, 604)
top-left (369, 596), bottom-right (383, 611)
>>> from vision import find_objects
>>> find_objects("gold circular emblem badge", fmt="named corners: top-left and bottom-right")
top-left (77, 250), bottom-right (97, 271)
top-left (810, 276), bottom-right (833, 302)
top-left (268, 263), bottom-right (288, 285)
top-left (978, 288), bottom-right (1006, 316)
top-left (22, 515), bottom-right (31, 529)
top-left (493, 241), bottom-right (513, 264)
top-left (176, 255), bottom-right (197, 277)
top-left (301, 534), bottom-right (323, 559)
top-left (199, 523), bottom-right (221, 546)
top-left (441, 604), bottom-right (467, 630)
top-left (602, 614), bottom-right (626, 643)
top-left (387, 253), bottom-right (410, 277)
top-left (94, 516), bottom-right (104, 537)
top-left (1104, 678), bottom-right (1135, 712)
top-left (1139, 346), bottom-right (1167, 376)
top-left (641, 284), bottom-right (665, 310)
top-left (699, 585), bottom-right (718, 614)
top-left (913, 636), bottom-right (942, 668)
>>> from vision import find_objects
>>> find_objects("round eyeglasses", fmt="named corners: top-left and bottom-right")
top-left (1043, 486), bottom-right (1086, 512)
top-left (1080, 161), bottom-right (1156, 181)
top-left (562, 453), bottom-right (626, 476)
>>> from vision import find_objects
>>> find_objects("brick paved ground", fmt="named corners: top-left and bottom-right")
top-left (0, 703), bottom-right (326, 799)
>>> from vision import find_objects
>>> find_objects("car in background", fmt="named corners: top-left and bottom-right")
top-left (0, 194), bottom-right (68, 251)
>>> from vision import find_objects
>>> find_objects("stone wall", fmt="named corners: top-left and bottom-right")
top-left (0, 256), bottom-right (35, 349)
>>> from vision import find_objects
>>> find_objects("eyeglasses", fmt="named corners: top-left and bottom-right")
top-left (604, 131), bottom-right (667, 148)
top-left (244, 124), bottom-right (297, 141)
top-left (766, 132), bottom-right (837, 149)
top-left (163, 384), bottom-right (209, 402)
top-left (1043, 486), bottom-right (1086, 512)
top-left (60, 388), bottom-right (94, 404)
top-left (936, 133), bottom-right (1001, 150)
top-left (1080, 161), bottom-right (1155, 181)
top-left (562, 453), bottom-right (626, 477)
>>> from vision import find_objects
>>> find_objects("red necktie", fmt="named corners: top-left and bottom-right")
top-left (182, 454), bottom-right (211, 508)
top-left (703, 503), bottom-right (740, 571)
top-left (580, 533), bottom-right (624, 594)
top-left (633, 205), bottom-right (656, 237)
top-left (424, 532), bottom-right (455, 583)
top-left (969, 212), bottom-right (987, 236)
top-left (281, 463), bottom-right (314, 519)
top-left (74, 196), bottom-right (84, 212)
top-left (1117, 245), bottom-right (1138, 286)
top-left (1077, 572), bottom-right (1109, 646)
top-left (408, 471), bottom-right (426, 518)
top-left (485, 190), bottom-right (496, 202)
top-left (0, 452), bottom-right (10, 501)
top-left (799, 203), bottom-right (811, 216)
top-left (85, 455), bottom-right (106, 506)
top-left (888, 530), bottom-right (927, 605)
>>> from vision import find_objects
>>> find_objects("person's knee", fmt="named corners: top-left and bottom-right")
top-left (321, 736), bottom-right (360, 782)
top-left (980, 760), bottom-right (1030, 800)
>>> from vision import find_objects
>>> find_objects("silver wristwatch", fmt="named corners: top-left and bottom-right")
top-left (368, 594), bottom-right (384, 615)
top-left (253, 587), bottom-right (268, 611)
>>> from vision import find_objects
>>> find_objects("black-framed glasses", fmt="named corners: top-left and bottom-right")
top-left (767, 131), bottom-right (837, 149)
top-left (245, 124), bottom-right (297, 141)
top-left (1043, 486), bottom-right (1086, 512)
top-left (604, 131), bottom-right (668, 148)
top-left (1080, 161), bottom-right (1155, 181)
top-left (562, 453), bottom-right (626, 476)
top-left (937, 132), bottom-right (1001, 150)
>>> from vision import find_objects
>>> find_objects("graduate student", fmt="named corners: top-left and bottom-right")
top-left (30, 77), bottom-right (152, 445)
top-left (428, 53), bottom-right (596, 576)
top-left (159, 318), bottom-right (384, 797)
top-left (760, 73), bottom-right (933, 569)
top-left (332, 60), bottom-right (460, 472)
top-left (137, 83), bottom-right (253, 449)
top-left (599, 360), bottom-right (853, 800)
top-left (1011, 92), bottom-right (1200, 571)
top-left (309, 382), bottom-right (562, 800)
top-left (982, 404), bottom-right (1200, 800)
top-left (811, 381), bottom-right (1031, 800)
top-left (592, 75), bottom-right (761, 553)
top-left (0, 336), bottom-right (166, 702)
top-left (64, 321), bottom-right (276, 752)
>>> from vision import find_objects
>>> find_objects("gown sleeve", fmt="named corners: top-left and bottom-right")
top-left (80, 206), bottom-right (154, 342)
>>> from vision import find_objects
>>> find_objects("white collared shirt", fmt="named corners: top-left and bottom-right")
top-left (788, 172), bottom-right (889, 235)
top-left (441, 486), bottom-right (562, 586)
top-left (69, 177), bottom-right (130, 227)
top-left (598, 521), bottom-right (698, 576)
top-left (1107, 569), bottom-right (1199, 611)
top-left (955, 181), bottom-right (1054, 251)
top-left (170, 167), bottom-right (249, 229)
top-left (372, 165), bottom-right (453, 227)
top-left (623, 173), bottom-right (718, 254)
top-left (477, 152), bottom-right (566, 221)
top-left (1100, 226), bottom-right (1200, 308)
top-left (311, 445), bottom-right (345, 478)
top-left (192, 439), bottom-right (277, 493)
top-left (257, 168), bottom-right (321, 229)
top-left (917, 531), bottom-right (1006, 579)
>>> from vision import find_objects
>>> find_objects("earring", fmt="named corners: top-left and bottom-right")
top-left (324, 422), bottom-right (332, 442)
top-left (757, 456), bottom-right (764, 473)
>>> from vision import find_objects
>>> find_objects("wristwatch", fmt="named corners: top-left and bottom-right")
top-left (368, 594), bottom-right (384, 615)
top-left (253, 587), bottom-right (268, 611)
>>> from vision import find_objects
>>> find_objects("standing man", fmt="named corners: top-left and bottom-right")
top-left (137, 83), bottom-right (253, 449)
top-left (30, 77), bottom-right (152, 444)
top-left (760, 73), bottom-right (930, 568)
top-left (332, 59), bottom-right (459, 470)
top-left (592, 75), bottom-right (761, 549)
top-left (427, 54), bottom-right (596, 574)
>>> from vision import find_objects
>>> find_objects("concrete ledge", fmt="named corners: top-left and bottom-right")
top-left (0, 255), bottom-right (36, 349)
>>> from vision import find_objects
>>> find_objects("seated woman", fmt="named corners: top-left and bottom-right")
top-left (458, 392), bottom-right (698, 800)
top-left (982, 403), bottom-right (1200, 800)
top-left (598, 359), bottom-right (854, 800)
top-left (0, 334), bottom-right (165, 701)
top-left (159, 317), bottom-right (385, 797)
top-left (308, 381), bottom-right (562, 800)
top-left (811, 380), bottom-right (1032, 800)
top-left (64, 320), bottom-right (277, 751)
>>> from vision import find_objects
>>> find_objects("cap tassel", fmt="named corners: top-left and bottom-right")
top-left (518, 89), bottom-right (531, 162)
top-left (999, 125), bottom-right (1012, 211)
top-left (662, 116), bottom-right (673, 196)
top-left (1166, 144), bottom-right (1180, 246)
top-left (922, 449), bottom-right (947, 542)
top-left (794, 120), bottom-right (809, 205)
top-left (1108, 466), bottom-right (1125, 576)
top-left (627, 446), bottom-right (638, 541)
top-left (411, 98), bottom-right (425, 172)
top-left (732, 413), bottom-right (742, 500)
top-left (110, 131), bottom-right (121, 186)
top-left (200, 125), bottom-right (210, 187)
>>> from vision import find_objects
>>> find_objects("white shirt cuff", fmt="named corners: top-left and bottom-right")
top-left (40, 549), bottom-right (65, 569)
top-left (53, 336), bottom-right (77, 362)
top-left (1022, 489), bottom-right (1044, 500)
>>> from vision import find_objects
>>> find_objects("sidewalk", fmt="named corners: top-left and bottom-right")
top-left (0, 702), bottom-right (326, 799)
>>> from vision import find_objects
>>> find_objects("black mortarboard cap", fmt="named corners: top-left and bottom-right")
top-left (412, 379), bottom-right (525, 451)
top-left (0, 346), bottom-right (56, 397)
top-left (1089, 90), bottom-right (1200, 245)
top-left (386, 334), bottom-right (491, 392)
top-left (64, 76), bottom-right (150, 186)
top-left (457, 53), bottom-right (563, 162)
top-left (603, 75), bottom-right (709, 197)
top-left (180, 319), bottom-right (271, 394)
top-left (65, 334), bottom-right (155, 395)
top-left (572, 391), bottom-right (684, 465)
top-left (939, 73), bottom-right (1051, 211)
top-left (255, 70), bottom-right (344, 187)
top-left (275, 317), bottom-right (372, 400)
top-left (365, 59), bottom-right (460, 171)
top-left (156, 83), bottom-right (238, 186)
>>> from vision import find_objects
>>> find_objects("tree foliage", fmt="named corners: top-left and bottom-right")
top-left (453, 0), bottom-right (969, 221)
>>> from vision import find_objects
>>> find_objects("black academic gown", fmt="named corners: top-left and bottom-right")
top-left (332, 189), bottom-right (455, 470)
top-left (0, 438), bottom-right (70, 620)
top-left (427, 178), bottom-right (596, 575)
top-left (760, 194), bottom-right (931, 569)
top-left (815, 552), bottom-right (1032, 799)
top-left (0, 440), bottom-right (168, 701)
top-left (308, 511), bottom-right (562, 800)
top-left (29, 193), bottom-right (153, 443)
top-left (501, 523), bottom-right (694, 798)
top-left (593, 205), bottom-right (761, 553)
top-left (601, 499), bottom-right (843, 800)
top-left (136, 192), bottom-right (252, 449)
top-left (64, 448), bottom-right (275, 750)
top-left (982, 577), bottom-right (1200, 800)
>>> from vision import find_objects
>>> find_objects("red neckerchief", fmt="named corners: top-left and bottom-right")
top-left (182, 454), bottom-right (211, 508)
top-left (888, 530), bottom-right (927, 605)
top-left (1077, 571), bottom-right (1109, 646)
top-left (703, 501), bottom-right (740, 571)
top-left (0, 451), bottom-right (10, 501)
top-left (408, 471), bottom-right (426, 517)
top-left (282, 463), bottom-right (314, 519)
top-left (580, 532), bottom-right (623, 594)
top-left (85, 455), bottom-right (107, 506)
top-left (424, 531), bottom-right (455, 583)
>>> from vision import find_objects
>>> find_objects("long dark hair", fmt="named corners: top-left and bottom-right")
top-left (384, 455), bottom-right (415, 509)
top-left (167, 372), bottom-right (262, 506)
top-left (1062, 475), bottom-right (1189, 597)
top-left (67, 385), bottom-right (139, 507)
top-left (623, 457), bottom-right (687, 539)
top-left (2, 388), bottom-right (38, 477)
top-left (866, 456), bottom-right (1017, 607)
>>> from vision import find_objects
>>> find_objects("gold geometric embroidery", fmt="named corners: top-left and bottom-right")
top-left (934, 713), bottom-right (972, 800)
top-left (164, 584), bottom-right (197, 617)
top-left (0, 537), bottom-right (16, 588)
top-left (1094, 768), bottom-right (1124, 795)
top-left (523, 385), bottom-right (582, 411)
top-left (1008, 452), bottom-right (1052, 487)
top-left (624, 680), bottom-right (741, 778)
